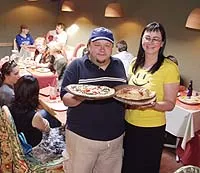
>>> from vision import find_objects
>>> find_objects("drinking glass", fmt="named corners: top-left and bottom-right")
top-left (49, 86), bottom-right (57, 100)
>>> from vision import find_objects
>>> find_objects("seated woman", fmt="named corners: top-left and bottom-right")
top-left (10, 75), bottom-right (61, 147)
top-left (0, 60), bottom-right (20, 107)
top-left (33, 37), bottom-right (48, 64)
top-left (10, 75), bottom-right (50, 147)
top-left (33, 37), bottom-right (67, 78)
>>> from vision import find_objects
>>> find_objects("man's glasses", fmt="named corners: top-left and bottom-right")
top-left (142, 36), bottom-right (162, 44)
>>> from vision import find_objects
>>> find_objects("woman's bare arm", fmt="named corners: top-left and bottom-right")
top-left (32, 112), bottom-right (50, 132)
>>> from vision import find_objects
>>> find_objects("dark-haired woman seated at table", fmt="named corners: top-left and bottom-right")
top-left (9, 75), bottom-right (65, 162)
top-left (10, 75), bottom-right (51, 146)
top-left (0, 60), bottom-right (20, 107)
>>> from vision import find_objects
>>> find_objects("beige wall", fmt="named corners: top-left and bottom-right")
top-left (0, 0), bottom-right (58, 56)
top-left (1, 0), bottom-right (200, 89)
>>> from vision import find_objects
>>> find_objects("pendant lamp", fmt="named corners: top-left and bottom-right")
top-left (104, 2), bottom-right (124, 17)
top-left (185, 8), bottom-right (200, 30)
top-left (61, 0), bottom-right (75, 12)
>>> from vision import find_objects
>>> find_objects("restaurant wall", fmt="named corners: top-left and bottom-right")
top-left (0, 0), bottom-right (59, 57)
top-left (58, 0), bottom-right (200, 90)
top-left (0, 0), bottom-right (200, 90)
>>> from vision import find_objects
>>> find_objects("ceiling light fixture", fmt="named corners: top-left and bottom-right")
top-left (104, 2), bottom-right (124, 18)
top-left (61, 0), bottom-right (75, 12)
top-left (185, 8), bottom-right (200, 30)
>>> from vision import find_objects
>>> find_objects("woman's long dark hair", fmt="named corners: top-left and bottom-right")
top-left (13, 75), bottom-right (39, 111)
top-left (0, 60), bottom-right (17, 86)
top-left (133, 22), bottom-right (167, 74)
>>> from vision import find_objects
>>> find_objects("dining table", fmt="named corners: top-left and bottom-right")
top-left (165, 92), bottom-right (200, 166)
top-left (39, 86), bottom-right (67, 125)
top-left (19, 63), bottom-right (58, 89)
top-left (27, 68), bottom-right (58, 89)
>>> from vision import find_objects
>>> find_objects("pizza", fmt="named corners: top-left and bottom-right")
top-left (66, 84), bottom-right (115, 99)
top-left (115, 85), bottom-right (155, 101)
top-left (178, 95), bottom-right (200, 105)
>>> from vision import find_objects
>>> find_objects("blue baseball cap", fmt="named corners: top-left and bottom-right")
top-left (89, 27), bottom-right (114, 44)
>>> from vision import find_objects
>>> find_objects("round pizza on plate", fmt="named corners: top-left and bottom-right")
top-left (65, 84), bottom-right (115, 100)
top-left (114, 85), bottom-right (156, 101)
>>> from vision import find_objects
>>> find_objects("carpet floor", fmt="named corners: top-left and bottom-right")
top-left (160, 147), bottom-right (184, 173)
top-left (57, 147), bottom-right (184, 173)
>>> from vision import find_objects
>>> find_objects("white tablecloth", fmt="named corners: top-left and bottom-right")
top-left (166, 104), bottom-right (200, 149)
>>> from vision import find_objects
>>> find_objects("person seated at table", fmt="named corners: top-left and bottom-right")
top-left (32, 37), bottom-right (58, 72)
top-left (32, 36), bottom-right (65, 78)
top-left (0, 60), bottom-right (20, 107)
top-left (45, 23), bottom-right (68, 79)
top-left (34, 37), bottom-right (48, 63)
top-left (46, 22), bottom-right (67, 46)
top-left (15, 24), bottom-right (34, 51)
top-left (15, 25), bottom-right (35, 62)
top-left (9, 75), bottom-right (62, 147)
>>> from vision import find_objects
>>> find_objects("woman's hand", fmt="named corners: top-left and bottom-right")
top-left (136, 102), bottom-right (156, 110)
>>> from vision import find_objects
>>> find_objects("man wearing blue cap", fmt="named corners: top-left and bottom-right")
top-left (60, 27), bottom-right (127, 173)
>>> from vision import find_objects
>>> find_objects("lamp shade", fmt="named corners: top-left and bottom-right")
top-left (104, 2), bottom-right (124, 17)
top-left (61, 0), bottom-right (75, 12)
top-left (185, 8), bottom-right (200, 30)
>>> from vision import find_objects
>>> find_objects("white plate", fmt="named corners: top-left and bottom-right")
top-left (65, 84), bottom-right (115, 100)
top-left (48, 102), bottom-right (68, 111)
top-left (114, 95), bottom-right (156, 106)
top-left (36, 68), bottom-right (50, 73)
top-left (178, 96), bottom-right (200, 105)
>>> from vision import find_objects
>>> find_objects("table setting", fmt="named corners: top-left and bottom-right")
top-left (166, 88), bottom-right (200, 166)
top-left (17, 58), bottom-right (57, 89)
top-left (176, 90), bottom-right (200, 110)
top-left (39, 86), bottom-right (67, 111)
top-left (39, 86), bottom-right (67, 125)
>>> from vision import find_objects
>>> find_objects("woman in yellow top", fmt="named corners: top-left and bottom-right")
top-left (122, 22), bottom-right (180, 173)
